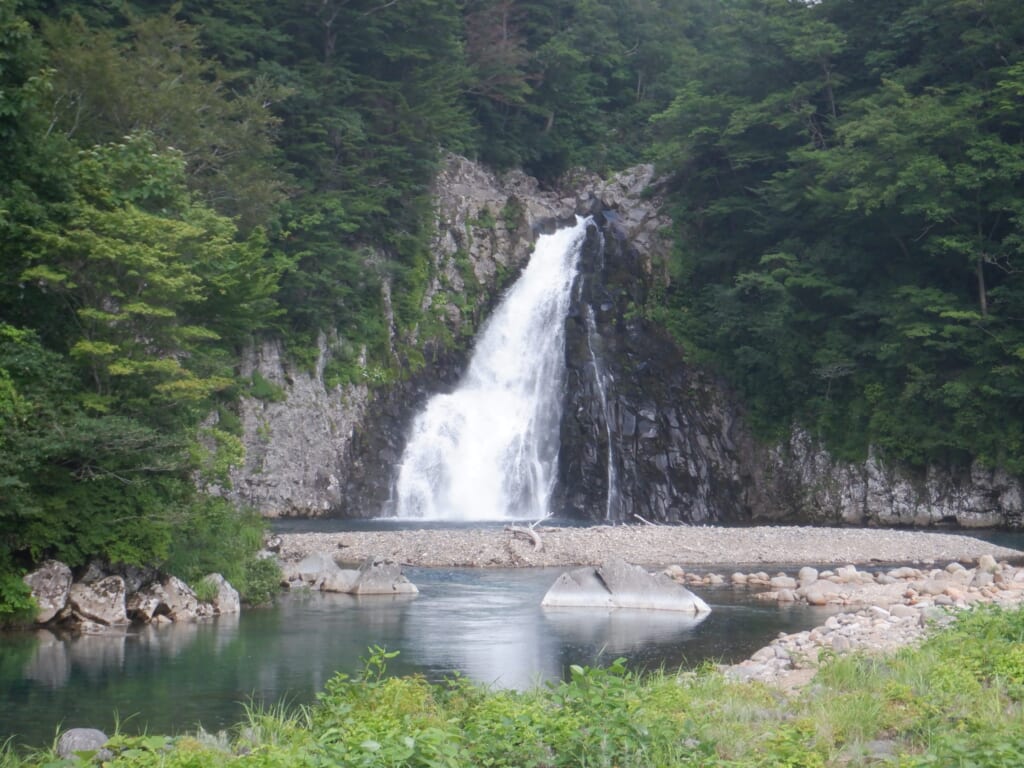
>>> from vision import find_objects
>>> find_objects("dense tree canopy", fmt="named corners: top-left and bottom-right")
top-left (1, 0), bottom-right (1022, 614)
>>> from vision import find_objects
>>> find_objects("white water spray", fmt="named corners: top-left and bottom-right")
top-left (395, 218), bottom-right (590, 520)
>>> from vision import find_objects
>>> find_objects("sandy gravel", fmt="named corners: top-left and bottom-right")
top-left (277, 524), bottom-right (1023, 569)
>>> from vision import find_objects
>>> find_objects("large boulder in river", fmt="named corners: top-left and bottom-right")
top-left (283, 552), bottom-right (353, 591)
top-left (542, 558), bottom-right (710, 613)
top-left (349, 557), bottom-right (419, 595)
top-left (23, 560), bottom-right (73, 623)
top-left (69, 576), bottom-right (129, 626)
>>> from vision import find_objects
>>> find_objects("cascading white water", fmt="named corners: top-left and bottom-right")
top-left (395, 217), bottom-right (590, 520)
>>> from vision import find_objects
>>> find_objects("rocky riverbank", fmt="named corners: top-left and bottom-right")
top-left (713, 554), bottom-right (1024, 688)
top-left (276, 524), bottom-right (1022, 569)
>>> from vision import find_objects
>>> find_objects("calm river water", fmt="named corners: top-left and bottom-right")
top-left (0, 566), bottom-right (839, 748)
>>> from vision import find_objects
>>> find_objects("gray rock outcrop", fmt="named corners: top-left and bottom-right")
top-left (222, 334), bottom-right (373, 516)
top-left (746, 427), bottom-right (1023, 527)
top-left (282, 552), bottom-right (418, 595)
top-left (349, 557), bottom-right (419, 595)
top-left (127, 576), bottom-right (211, 623)
top-left (202, 573), bottom-right (241, 615)
top-left (542, 559), bottom-right (710, 613)
top-left (23, 560), bottom-right (72, 623)
top-left (69, 576), bottom-right (129, 627)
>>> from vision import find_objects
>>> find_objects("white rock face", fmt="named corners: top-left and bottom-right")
top-left (542, 559), bottom-right (710, 613)
top-left (69, 576), bottom-right (129, 626)
top-left (23, 560), bottom-right (73, 623)
top-left (127, 576), bottom-right (210, 622)
top-left (203, 573), bottom-right (240, 615)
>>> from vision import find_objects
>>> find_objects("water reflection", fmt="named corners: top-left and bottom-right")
top-left (1, 568), bottom-right (837, 747)
top-left (543, 607), bottom-right (708, 654)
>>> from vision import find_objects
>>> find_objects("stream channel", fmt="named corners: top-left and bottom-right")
top-left (0, 543), bottom-right (842, 748)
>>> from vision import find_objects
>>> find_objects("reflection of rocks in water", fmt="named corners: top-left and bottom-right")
top-left (69, 631), bottom-right (127, 678)
top-left (351, 594), bottom-right (417, 634)
top-left (23, 630), bottom-right (70, 689)
top-left (135, 621), bottom-right (199, 657)
top-left (542, 608), bottom-right (708, 654)
top-left (211, 612), bottom-right (240, 652)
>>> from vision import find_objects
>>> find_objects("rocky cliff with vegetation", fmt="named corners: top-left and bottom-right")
top-left (231, 155), bottom-right (1023, 527)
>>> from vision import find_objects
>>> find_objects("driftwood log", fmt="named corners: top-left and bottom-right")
top-left (505, 525), bottom-right (543, 552)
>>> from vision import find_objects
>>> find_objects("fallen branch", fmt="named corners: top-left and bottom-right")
top-left (633, 514), bottom-right (664, 527)
top-left (505, 525), bottom-right (543, 552)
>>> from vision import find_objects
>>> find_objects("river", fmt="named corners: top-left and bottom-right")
top-left (0, 566), bottom-right (837, 748)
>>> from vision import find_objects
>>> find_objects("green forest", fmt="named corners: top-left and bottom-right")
top-left (1, 0), bottom-right (1023, 616)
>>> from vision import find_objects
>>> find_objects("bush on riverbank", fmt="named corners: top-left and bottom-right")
top-left (8, 606), bottom-right (1024, 766)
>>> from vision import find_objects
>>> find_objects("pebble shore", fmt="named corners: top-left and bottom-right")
top-left (276, 524), bottom-right (1022, 569)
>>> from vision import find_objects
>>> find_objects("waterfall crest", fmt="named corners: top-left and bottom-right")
top-left (395, 218), bottom-right (590, 520)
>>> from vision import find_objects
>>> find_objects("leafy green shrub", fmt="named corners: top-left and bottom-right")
top-left (164, 498), bottom-right (275, 604)
top-left (249, 371), bottom-right (286, 402)
top-left (239, 557), bottom-right (282, 606)
top-left (192, 576), bottom-right (219, 603)
top-left (0, 563), bottom-right (35, 625)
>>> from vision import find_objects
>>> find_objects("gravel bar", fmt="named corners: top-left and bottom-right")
top-left (277, 524), bottom-right (1023, 569)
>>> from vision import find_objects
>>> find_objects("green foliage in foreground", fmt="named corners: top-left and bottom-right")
top-left (9, 606), bottom-right (1024, 767)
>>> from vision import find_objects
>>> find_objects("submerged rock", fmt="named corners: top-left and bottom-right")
top-left (542, 558), bottom-right (710, 613)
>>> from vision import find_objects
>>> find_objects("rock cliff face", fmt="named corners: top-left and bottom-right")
top-left (229, 154), bottom-right (1023, 527)
top-left (555, 212), bottom-right (749, 524)
top-left (554, 207), bottom-right (1024, 528)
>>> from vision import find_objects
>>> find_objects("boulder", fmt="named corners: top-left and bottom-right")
top-left (541, 558), bottom-right (710, 613)
top-left (127, 576), bottom-right (210, 623)
top-left (797, 566), bottom-right (819, 587)
top-left (770, 575), bottom-right (798, 590)
top-left (23, 560), bottom-right (73, 623)
top-left (542, 567), bottom-right (615, 609)
top-left (285, 552), bottom-right (343, 588)
top-left (202, 574), bottom-right (240, 614)
top-left (348, 557), bottom-right (419, 595)
top-left (800, 580), bottom-right (844, 606)
top-left (321, 569), bottom-right (360, 594)
top-left (57, 728), bottom-right (111, 760)
top-left (68, 576), bottom-right (129, 626)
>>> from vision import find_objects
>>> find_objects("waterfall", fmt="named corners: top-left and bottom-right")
top-left (395, 217), bottom-right (590, 520)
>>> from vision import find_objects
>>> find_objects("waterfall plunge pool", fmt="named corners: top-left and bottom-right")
top-left (0, 567), bottom-right (840, 748)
